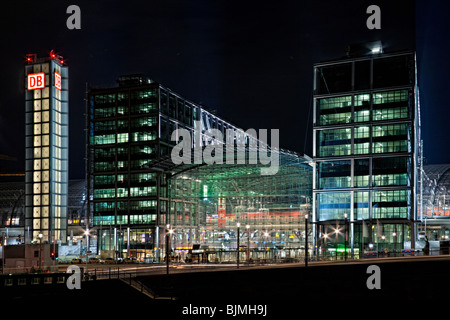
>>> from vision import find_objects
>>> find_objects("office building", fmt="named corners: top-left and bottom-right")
top-left (87, 74), bottom-right (312, 262)
top-left (312, 42), bottom-right (420, 255)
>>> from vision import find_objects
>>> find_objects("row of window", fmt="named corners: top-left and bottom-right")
top-left (94, 117), bottom-right (158, 132)
top-left (94, 200), bottom-right (157, 212)
top-left (94, 186), bottom-right (157, 199)
top-left (94, 214), bottom-right (157, 226)
top-left (318, 157), bottom-right (410, 189)
top-left (94, 160), bottom-right (154, 172)
top-left (92, 89), bottom-right (196, 127)
top-left (315, 54), bottom-right (414, 95)
top-left (94, 173), bottom-right (157, 186)
top-left (318, 124), bottom-right (409, 157)
top-left (92, 131), bottom-right (158, 145)
top-left (317, 189), bottom-right (409, 221)
top-left (317, 90), bottom-right (410, 125)
top-left (319, 173), bottom-right (409, 189)
top-left (94, 144), bottom-right (155, 155)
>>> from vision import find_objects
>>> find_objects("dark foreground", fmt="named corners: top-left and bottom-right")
top-left (1, 257), bottom-right (449, 315)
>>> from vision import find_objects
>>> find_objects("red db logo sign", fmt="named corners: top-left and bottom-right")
top-left (27, 72), bottom-right (45, 90)
top-left (55, 72), bottom-right (62, 91)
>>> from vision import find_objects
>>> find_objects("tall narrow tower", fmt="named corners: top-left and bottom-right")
top-left (24, 51), bottom-right (69, 244)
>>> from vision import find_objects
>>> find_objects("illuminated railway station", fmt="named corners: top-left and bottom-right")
top-left (87, 74), bottom-right (313, 263)
top-left (167, 151), bottom-right (312, 263)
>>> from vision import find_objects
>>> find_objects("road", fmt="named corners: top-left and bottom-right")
top-left (57, 253), bottom-right (450, 278)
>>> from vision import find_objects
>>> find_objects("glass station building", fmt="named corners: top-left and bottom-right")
top-left (87, 75), bottom-right (312, 262)
top-left (312, 42), bottom-right (421, 256)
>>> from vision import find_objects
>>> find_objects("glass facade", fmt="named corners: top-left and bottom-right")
top-left (24, 55), bottom-right (68, 244)
top-left (88, 75), bottom-right (313, 262)
top-left (168, 155), bottom-right (312, 263)
top-left (313, 49), bottom-right (419, 256)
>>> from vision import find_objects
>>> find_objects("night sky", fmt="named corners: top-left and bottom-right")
top-left (0, 0), bottom-right (448, 179)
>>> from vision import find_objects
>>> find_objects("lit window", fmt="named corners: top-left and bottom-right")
top-left (34, 147), bottom-right (41, 158)
top-left (33, 183), bottom-right (41, 194)
top-left (42, 195), bottom-right (49, 205)
top-left (34, 159), bottom-right (41, 170)
top-left (42, 159), bottom-right (49, 169)
top-left (33, 172), bottom-right (41, 182)
top-left (33, 219), bottom-right (40, 229)
top-left (42, 99), bottom-right (49, 110)
top-left (34, 100), bottom-right (41, 111)
top-left (42, 111), bottom-right (49, 122)
top-left (42, 135), bottom-right (49, 146)
top-left (34, 112), bottom-right (41, 123)
top-left (42, 170), bottom-right (49, 181)
top-left (34, 124), bottom-right (41, 135)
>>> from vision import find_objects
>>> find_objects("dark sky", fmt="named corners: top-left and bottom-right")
top-left (0, 0), bottom-right (448, 179)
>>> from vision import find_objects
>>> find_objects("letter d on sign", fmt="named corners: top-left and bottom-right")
top-left (66, 265), bottom-right (81, 290)
top-left (366, 265), bottom-right (381, 290)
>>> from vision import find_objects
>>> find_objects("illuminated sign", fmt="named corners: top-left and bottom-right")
top-left (55, 72), bottom-right (62, 91)
top-left (27, 72), bottom-right (45, 90)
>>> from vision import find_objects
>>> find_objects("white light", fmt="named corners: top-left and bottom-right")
top-left (236, 222), bottom-right (241, 228)
top-left (246, 224), bottom-right (250, 229)
top-left (371, 46), bottom-right (382, 54)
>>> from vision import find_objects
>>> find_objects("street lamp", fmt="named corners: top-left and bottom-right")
top-left (166, 224), bottom-right (173, 275)
top-left (236, 222), bottom-right (240, 269)
top-left (344, 213), bottom-right (348, 262)
top-left (38, 233), bottom-right (43, 270)
top-left (246, 224), bottom-right (250, 265)
top-left (323, 233), bottom-right (328, 259)
top-left (264, 231), bottom-right (269, 262)
top-left (305, 214), bottom-right (308, 267)
top-left (334, 227), bottom-right (340, 260)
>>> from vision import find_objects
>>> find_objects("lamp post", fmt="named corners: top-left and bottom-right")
top-left (264, 231), bottom-right (269, 263)
top-left (38, 233), bottom-right (43, 270)
top-left (344, 213), bottom-right (348, 262)
top-left (305, 214), bottom-right (308, 267)
top-left (166, 224), bottom-right (173, 275)
top-left (236, 222), bottom-right (240, 269)
top-left (246, 224), bottom-right (250, 265)
top-left (335, 227), bottom-right (339, 260)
